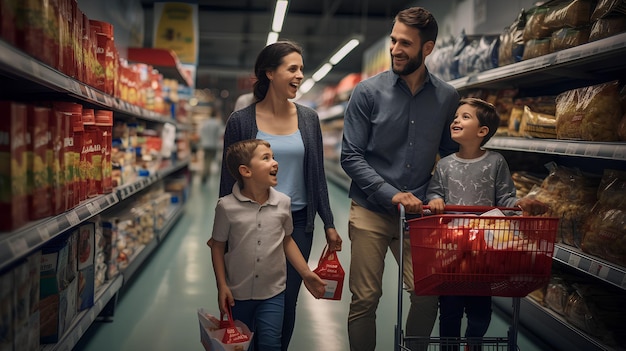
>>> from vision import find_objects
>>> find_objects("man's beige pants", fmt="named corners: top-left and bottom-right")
top-left (347, 201), bottom-right (438, 351)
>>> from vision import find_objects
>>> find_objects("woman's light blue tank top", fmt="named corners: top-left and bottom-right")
top-left (256, 129), bottom-right (307, 211)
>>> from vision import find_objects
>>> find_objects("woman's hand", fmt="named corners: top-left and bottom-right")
top-left (325, 228), bottom-right (342, 252)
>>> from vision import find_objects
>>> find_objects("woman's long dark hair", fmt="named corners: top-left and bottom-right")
top-left (253, 41), bottom-right (303, 101)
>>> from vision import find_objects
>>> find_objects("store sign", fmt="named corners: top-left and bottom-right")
top-left (153, 2), bottom-right (199, 65)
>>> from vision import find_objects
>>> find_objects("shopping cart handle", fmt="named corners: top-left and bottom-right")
top-left (423, 205), bottom-right (521, 212)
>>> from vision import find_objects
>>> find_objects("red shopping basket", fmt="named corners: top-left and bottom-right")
top-left (408, 207), bottom-right (558, 297)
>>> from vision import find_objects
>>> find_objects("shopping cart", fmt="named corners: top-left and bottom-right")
top-left (395, 205), bottom-right (559, 351)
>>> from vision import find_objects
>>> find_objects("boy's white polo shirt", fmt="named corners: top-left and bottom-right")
top-left (212, 183), bottom-right (294, 300)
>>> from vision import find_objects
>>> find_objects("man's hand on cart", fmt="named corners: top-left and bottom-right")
top-left (516, 197), bottom-right (549, 216)
top-left (426, 198), bottom-right (445, 214)
top-left (392, 192), bottom-right (423, 214)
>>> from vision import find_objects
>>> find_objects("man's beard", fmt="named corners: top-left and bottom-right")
top-left (392, 49), bottom-right (423, 76)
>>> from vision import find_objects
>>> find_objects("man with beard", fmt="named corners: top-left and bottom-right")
top-left (341, 7), bottom-right (459, 351)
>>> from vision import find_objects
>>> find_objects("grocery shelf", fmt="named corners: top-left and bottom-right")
top-left (449, 32), bottom-right (626, 92)
top-left (553, 244), bottom-right (626, 291)
top-left (127, 47), bottom-right (192, 87)
top-left (493, 296), bottom-right (611, 351)
top-left (0, 193), bottom-right (118, 273)
top-left (0, 159), bottom-right (189, 274)
top-left (116, 174), bottom-right (160, 201)
top-left (0, 39), bottom-right (185, 129)
top-left (120, 239), bottom-right (159, 284)
top-left (41, 274), bottom-right (124, 351)
top-left (157, 204), bottom-right (185, 242)
top-left (485, 138), bottom-right (626, 161)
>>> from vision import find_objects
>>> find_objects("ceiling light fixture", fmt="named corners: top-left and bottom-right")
top-left (297, 36), bottom-right (362, 98)
top-left (299, 78), bottom-right (315, 94)
top-left (266, 31), bottom-right (279, 45)
top-left (271, 0), bottom-right (289, 32)
top-left (312, 63), bottom-right (333, 82)
top-left (329, 38), bottom-right (360, 65)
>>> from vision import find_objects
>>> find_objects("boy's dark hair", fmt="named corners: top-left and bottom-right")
top-left (459, 97), bottom-right (500, 146)
top-left (225, 139), bottom-right (271, 188)
top-left (394, 7), bottom-right (438, 45)
top-left (253, 40), bottom-right (303, 101)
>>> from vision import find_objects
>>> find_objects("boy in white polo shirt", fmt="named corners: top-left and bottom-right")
top-left (210, 139), bottom-right (326, 350)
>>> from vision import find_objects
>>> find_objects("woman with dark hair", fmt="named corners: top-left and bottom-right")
top-left (217, 40), bottom-right (343, 350)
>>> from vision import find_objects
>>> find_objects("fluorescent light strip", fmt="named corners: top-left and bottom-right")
top-left (272, 1), bottom-right (289, 32)
top-left (267, 31), bottom-right (279, 45)
top-left (299, 78), bottom-right (315, 94)
top-left (312, 63), bottom-right (333, 82)
top-left (329, 39), bottom-right (360, 65)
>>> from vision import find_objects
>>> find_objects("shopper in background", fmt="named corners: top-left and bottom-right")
top-left (341, 7), bottom-right (459, 351)
top-left (210, 139), bottom-right (326, 351)
top-left (218, 40), bottom-right (343, 350)
top-left (199, 115), bottom-right (224, 184)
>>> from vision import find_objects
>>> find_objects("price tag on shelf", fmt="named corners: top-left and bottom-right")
top-left (37, 226), bottom-right (50, 241)
top-left (66, 211), bottom-right (81, 227)
top-left (598, 265), bottom-right (610, 280)
top-left (567, 253), bottom-right (581, 267)
top-left (544, 142), bottom-right (557, 153)
top-left (583, 144), bottom-right (600, 157)
top-left (85, 202), bottom-right (97, 216)
top-left (8, 237), bottom-right (28, 256)
top-left (613, 146), bottom-right (626, 160)
top-left (92, 200), bottom-right (102, 212)
top-left (589, 261), bottom-right (601, 275)
top-left (565, 143), bottom-right (578, 155)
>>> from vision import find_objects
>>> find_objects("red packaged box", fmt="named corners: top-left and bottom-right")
top-left (0, 101), bottom-right (28, 232)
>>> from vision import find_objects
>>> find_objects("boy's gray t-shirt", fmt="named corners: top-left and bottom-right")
top-left (427, 150), bottom-right (518, 208)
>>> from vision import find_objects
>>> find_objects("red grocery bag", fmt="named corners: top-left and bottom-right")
top-left (197, 307), bottom-right (253, 351)
top-left (313, 245), bottom-right (345, 300)
top-left (221, 307), bottom-right (250, 344)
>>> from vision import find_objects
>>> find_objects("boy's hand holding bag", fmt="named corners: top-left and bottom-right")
top-left (313, 245), bottom-right (345, 300)
top-left (197, 307), bottom-right (252, 351)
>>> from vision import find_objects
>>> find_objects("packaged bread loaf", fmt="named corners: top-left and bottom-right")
top-left (499, 9), bottom-right (526, 66)
top-left (589, 15), bottom-right (626, 41)
top-left (544, 0), bottom-right (594, 29)
top-left (522, 38), bottom-right (552, 60)
top-left (523, 6), bottom-right (551, 41)
top-left (591, 0), bottom-right (626, 21)
top-left (555, 80), bottom-right (623, 141)
top-left (550, 27), bottom-right (590, 51)
top-left (581, 169), bottom-right (626, 267)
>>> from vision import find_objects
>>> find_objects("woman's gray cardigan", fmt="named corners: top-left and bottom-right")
top-left (218, 102), bottom-right (336, 233)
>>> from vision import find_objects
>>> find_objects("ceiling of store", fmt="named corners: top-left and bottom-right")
top-left (139, 0), bottom-right (414, 107)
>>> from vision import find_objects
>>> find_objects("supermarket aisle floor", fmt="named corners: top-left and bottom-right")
top-left (74, 173), bottom-right (547, 351)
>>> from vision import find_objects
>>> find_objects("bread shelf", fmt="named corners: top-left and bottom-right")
top-left (554, 244), bottom-right (626, 291)
top-left (448, 32), bottom-right (626, 92)
top-left (485, 138), bottom-right (626, 161)
top-left (0, 159), bottom-right (189, 273)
